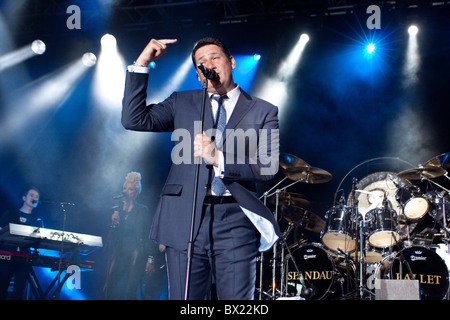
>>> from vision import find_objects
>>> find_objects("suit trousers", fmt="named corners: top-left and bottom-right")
top-left (165, 200), bottom-right (259, 300)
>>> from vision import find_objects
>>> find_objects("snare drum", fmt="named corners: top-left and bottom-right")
top-left (396, 186), bottom-right (429, 220)
top-left (366, 207), bottom-right (400, 248)
top-left (321, 206), bottom-right (356, 253)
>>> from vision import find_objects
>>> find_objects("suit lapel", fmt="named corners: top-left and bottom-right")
top-left (224, 90), bottom-right (255, 141)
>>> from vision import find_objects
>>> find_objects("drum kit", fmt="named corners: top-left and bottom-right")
top-left (258, 152), bottom-right (450, 300)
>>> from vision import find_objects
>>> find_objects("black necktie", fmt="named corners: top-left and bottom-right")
top-left (211, 95), bottom-right (228, 196)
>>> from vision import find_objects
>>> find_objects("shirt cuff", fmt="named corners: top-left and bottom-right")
top-left (127, 65), bottom-right (150, 74)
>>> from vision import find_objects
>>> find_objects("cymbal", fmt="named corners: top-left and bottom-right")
top-left (277, 206), bottom-right (325, 232)
top-left (423, 152), bottom-right (450, 170)
top-left (268, 192), bottom-right (310, 208)
top-left (284, 166), bottom-right (332, 183)
top-left (280, 153), bottom-right (309, 169)
top-left (397, 166), bottom-right (447, 180)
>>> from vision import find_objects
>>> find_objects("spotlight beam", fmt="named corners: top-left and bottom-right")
top-left (255, 33), bottom-right (309, 119)
top-left (0, 53), bottom-right (95, 146)
top-left (403, 25), bottom-right (420, 87)
top-left (0, 40), bottom-right (46, 72)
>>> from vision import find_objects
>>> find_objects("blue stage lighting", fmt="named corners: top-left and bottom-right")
top-left (253, 54), bottom-right (261, 61)
top-left (149, 61), bottom-right (156, 69)
top-left (366, 43), bottom-right (375, 54)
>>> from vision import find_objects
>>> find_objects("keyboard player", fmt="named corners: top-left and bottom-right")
top-left (0, 186), bottom-right (43, 299)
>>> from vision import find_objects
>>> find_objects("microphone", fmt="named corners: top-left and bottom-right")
top-left (112, 194), bottom-right (125, 200)
top-left (301, 284), bottom-right (314, 299)
top-left (382, 191), bottom-right (389, 208)
top-left (388, 175), bottom-right (401, 187)
top-left (197, 64), bottom-right (219, 81)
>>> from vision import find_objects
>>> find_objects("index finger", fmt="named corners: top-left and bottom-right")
top-left (159, 39), bottom-right (178, 45)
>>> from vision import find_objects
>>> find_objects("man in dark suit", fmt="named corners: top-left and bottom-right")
top-left (122, 37), bottom-right (280, 300)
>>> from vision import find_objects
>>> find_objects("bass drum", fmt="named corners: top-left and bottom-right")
top-left (378, 246), bottom-right (449, 300)
top-left (286, 243), bottom-right (337, 300)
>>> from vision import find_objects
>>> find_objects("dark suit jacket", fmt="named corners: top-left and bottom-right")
top-left (122, 71), bottom-right (280, 251)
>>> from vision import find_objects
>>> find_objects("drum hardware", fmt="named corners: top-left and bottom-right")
top-left (375, 246), bottom-right (450, 300)
top-left (281, 239), bottom-right (315, 298)
top-left (279, 152), bottom-right (311, 170)
top-left (260, 153), bottom-right (312, 202)
top-left (330, 178), bottom-right (375, 299)
top-left (259, 154), bottom-right (332, 300)
top-left (268, 192), bottom-right (326, 232)
top-left (418, 174), bottom-right (449, 241)
top-left (395, 186), bottom-right (430, 221)
top-left (260, 155), bottom-right (450, 300)
top-left (423, 152), bottom-right (450, 172)
top-left (284, 166), bottom-right (333, 184)
top-left (397, 166), bottom-right (447, 180)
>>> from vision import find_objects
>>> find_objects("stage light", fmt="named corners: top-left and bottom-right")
top-left (0, 53), bottom-right (97, 146)
top-left (92, 33), bottom-right (125, 111)
top-left (254, 33), bottom-right (310, 120)
top-left (31, 40), bottom-right (46, 55)
top-left (408, 25), bottom-right (419, 36)
top-left (150, 55), bottom-right (192, 102)
top-left (100, 33), bottom-right (117, 51)
top-left (299, 33), bottom-right (310, 45)
top-left (403, 24), bottom-right (420, 87)
top-left (149, 61), bottom-right (156, 69)
top-left (233, 55), bottom-right (261, 91)
top-left (366, 43), bottom-right (375, 54)
top-left (82, 52), bottom-right (97, 67)
top-left (0, 39), bottom-right (47, 72)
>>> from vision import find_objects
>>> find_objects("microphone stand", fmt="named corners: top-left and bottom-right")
top-left (184, 77), bottom-right (209, 300)
top-left (53, 201), bottom-right (75, 300)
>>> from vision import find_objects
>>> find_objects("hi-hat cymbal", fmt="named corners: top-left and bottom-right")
top-left (268, 192), bottom-right (310, 208)
top-left (268, 192), bottom-right (326, 232)
top-left (280, 153), bottom-right (309, 169)
top-left (279, 207), bottom-right (325, 232)
top-left (423, 152), bottom-right (450, 170)
top-left (397, 166), bottom-right (447, 180)
top-left (284, 166), bottom-right (332, 183)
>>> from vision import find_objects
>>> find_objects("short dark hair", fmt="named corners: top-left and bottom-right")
top-left (23, 186), bottom-right (40, 197)
top-left (191, 37), bottom-right (232, 67)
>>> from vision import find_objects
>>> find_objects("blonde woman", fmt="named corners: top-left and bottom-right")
top-left (103, 172), bottom-right (155, 299)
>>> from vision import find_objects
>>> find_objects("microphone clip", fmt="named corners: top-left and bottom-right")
top-left (197, 64), bottom-right (219, 81)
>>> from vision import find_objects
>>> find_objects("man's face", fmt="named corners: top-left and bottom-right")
top-left (194, 44), bottom-right (236, 94)
top-left (23, 189), bottom-right (40, 208)
top-left (368, 190), bottom-right (385, 206)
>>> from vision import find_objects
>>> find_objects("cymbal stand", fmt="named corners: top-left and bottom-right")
top-left (260, 175), bottom-right (306, 200)
top-left (350, 179), bottom-right (373, 300)
top-left (259, 175), bottom-right (308, 299)
top-left (421, 176), bottom-right (450, 239)
top-left (271, 190), bottom-right (280, 299)
top-left (259, 177), bottom-right (287, 200)
top-left (280, 233), bottom-right (312, 299)
top-left (260, 189), bottom-right (281, 300)
top-left (277, 222), bottom-right (300, 297)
